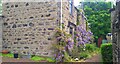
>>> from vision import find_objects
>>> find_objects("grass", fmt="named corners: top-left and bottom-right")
top-left (46, 57), bottom-right (55, 62)
top-left (30, 56), bottom-right (55, 62)
top-left (0, 52), bottom-right (55, 62)
top-left (0, 53), bottom-right (2, 56)
top-left (30, 56), bottom-right (45, 61)
top-left (0, 53), bottom-right (14, 58)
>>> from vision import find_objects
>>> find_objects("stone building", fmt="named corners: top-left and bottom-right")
top-left (2, 1), bottom-right (60, 57)
top-left (1, 0), bottom-right (87, 57)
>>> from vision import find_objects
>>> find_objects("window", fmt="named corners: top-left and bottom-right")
top-left (69, 0), bottom-right (73, 15)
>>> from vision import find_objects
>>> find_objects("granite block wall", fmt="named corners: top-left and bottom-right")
top-left (2, 2), bottom-right (60, 57)
top-left (0, 16), bottom-right (2, 52)
top-left (111, 1), bottom-right (120, 62)
top-left (62, 0), bottom-right (77, 36)
top-left (1, 0), bottom-right (81, 57)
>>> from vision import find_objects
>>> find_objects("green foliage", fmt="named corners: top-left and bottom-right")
top-left (31, 56), bottom-right (45, 61)
top-left (83, 2), bottom-right (111, 39)
top-left (64, 51), bottom-right (72, 62)
top-left (70, 46), bottom-right (79, 59)
top-left (79, 52), bottom-right (88, 59)
top-left (0, 53), bottom-right (2, 56)
top-left (79, 44), bottom-right (100, 60)
top-left (31, 56), bottom-right (55, 62)
top-left (1, 53), bottom-right (14, 58)
top-left (101, 43), bottom-right (113, 62)
top-left (46, 58), bottom-right (55, 62)
top-left (85, 43), bottom-right (99, 52)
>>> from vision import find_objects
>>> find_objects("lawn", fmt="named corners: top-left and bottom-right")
top-left (31, 56), bottom-right (55, 62)
top-left (0, 53), bottom-right (13, 58)
top-left (0, 53), bottom-right (55, 62)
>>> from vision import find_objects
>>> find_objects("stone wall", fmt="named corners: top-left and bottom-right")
top-left (2, 2), bottom-right (59, 57)
top-left (1, 0), bottom-right (85, 57)
top-left (111, 1), bottom-right (120, 62)
top-left (0, 16), bottom-right (3, 52)
top-left (62, 0), bottom-right (77, 37)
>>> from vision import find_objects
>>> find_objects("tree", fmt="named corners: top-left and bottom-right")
top-left (82, 2), bottom-right (111, 42)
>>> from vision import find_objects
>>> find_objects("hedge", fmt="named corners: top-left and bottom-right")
top-left (101, 43), bottom-right (113, 63)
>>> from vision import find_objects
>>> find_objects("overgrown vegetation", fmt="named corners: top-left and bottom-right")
top-left (79, 44), bottom-right (100, 60)
top-left (101, 43), bottom-right (112, 63)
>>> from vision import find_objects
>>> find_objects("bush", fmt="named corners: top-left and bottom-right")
top-left (85, 44), bottom-right (99, 52)
top-left (78, 44), bottom-right (99, 60)
top-left (79, 52), bottom-right (88, 59)
top-left (101, 43), bottom-right (113, 63)
top-left (70, 46), bottom-right (79, 59)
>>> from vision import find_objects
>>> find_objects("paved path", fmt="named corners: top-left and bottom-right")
top-left (85, 54), bottom-right (102, 62)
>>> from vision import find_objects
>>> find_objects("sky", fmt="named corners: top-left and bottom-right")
top-left (74, 0), bottom-right (115, 6)
top-left (74, 0), bottom-right (80, 6)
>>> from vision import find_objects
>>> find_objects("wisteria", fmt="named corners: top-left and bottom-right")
top-left (54, 26), bottom-right (93, 62)
top-left (76, 25), bottom-right (93, 46)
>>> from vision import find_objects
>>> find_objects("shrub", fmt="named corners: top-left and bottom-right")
top-left (85, 44), bottom-right (98, 52)
top-left (101, 43), bottom-right (113, 63)
top-left (79, 44), bottom-right (99, 60)
top-left (79, 52), bottom-right (88, 59)
top-left (70, 46), bottom-right (79, 59)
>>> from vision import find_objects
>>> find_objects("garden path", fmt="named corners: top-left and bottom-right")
top-left (0, 56), bottom-right (38, 62)
top-left (85, 54), bottom-right (102, 62)
top-left (1, 54), bottom-right (102, 63)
